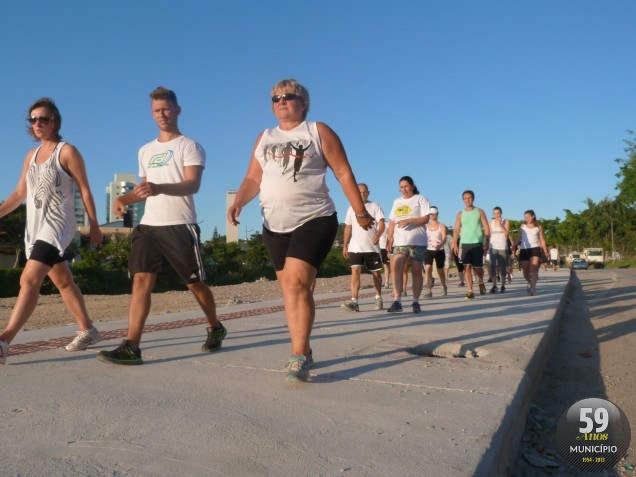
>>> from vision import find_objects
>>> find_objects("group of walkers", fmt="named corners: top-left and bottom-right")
top-left (339, 185), bottom-right (551, 316)
top-left (1, 87), bottom-right (228, 369)
top-left (0, 78), bottom-right (550, 384)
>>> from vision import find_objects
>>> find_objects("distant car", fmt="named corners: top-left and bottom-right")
top-left (570, 259), bottom-right (589, 270)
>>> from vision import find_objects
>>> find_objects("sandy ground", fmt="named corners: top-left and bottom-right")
top-left (0, 274), bottom-right (366, 330)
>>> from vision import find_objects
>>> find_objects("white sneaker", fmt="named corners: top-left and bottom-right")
top-left (0, 339), bottom-right (9, 365)
top-left (65, 328), bottom-right (103, 351)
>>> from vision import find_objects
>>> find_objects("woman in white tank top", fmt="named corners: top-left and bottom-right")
top-left (227, 79), bottom-right (373, 382)
top-left (513, 209), bottom-right (548, 296)
top-left (0, 98), bottom-right (103, 364)
top-left (488, 207), bottom-right (509, 293)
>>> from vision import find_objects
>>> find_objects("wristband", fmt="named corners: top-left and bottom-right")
top-left (355, 212), bottom-right (369, 218)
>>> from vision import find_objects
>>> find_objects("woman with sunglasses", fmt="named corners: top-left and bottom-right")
top-left (0, 98), bottom-right (103, 364)
top-left (228, 79), bottom-right (373, 383)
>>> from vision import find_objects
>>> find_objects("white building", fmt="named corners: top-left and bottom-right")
top-left (226, 190), bottom-right (238, 243)
top-left (72, 183), bottom-right (89, 227)
top-left (105, 173), bottom-right (145, 224)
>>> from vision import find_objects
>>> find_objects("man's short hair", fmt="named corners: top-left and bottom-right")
top-left (462, 190), bottom-right (475, 199)
top-left (150, 86), bottom-right (179, 106)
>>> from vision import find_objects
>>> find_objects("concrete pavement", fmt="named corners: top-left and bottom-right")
top-left (0, 269), bottom-right (572, 477)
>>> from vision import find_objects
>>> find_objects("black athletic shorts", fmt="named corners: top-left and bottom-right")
top-left (29, 240), bottom-right (72, 267)
top-left (519, 247), bottom-right (542, 262)
top-left (424, 249), bottom-right (445, 268)
top-left (460, 243), bottom-right (484, 268)
top-left (348, 251), bottom-right (383, 272)
top-left (262, 213), bottom-right (338, 271)
top-left (128, 224), bottom-right (206, 284)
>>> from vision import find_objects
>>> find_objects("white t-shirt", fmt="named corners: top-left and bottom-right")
top-left (255, 121), bottom-right (336, 233)
top-left (344, 201), bottom-right (385, 253)
top-left (388, 194), bottom-right (430, 246)
top-left (138, 135), bottom-right (205, 226)
top-left (549, 248), bottom-right (559, 260)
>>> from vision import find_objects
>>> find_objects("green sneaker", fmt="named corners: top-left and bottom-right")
top-left (97, 340), bottom-right (143, 365)
top-left (202, 323), bottom-right (227, 352)
top-left (286, 354), bottom-right (310, 382)
top-left (283, 349), bottom-right (314, 370)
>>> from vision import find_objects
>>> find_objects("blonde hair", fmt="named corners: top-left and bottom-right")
top-left (271, 79), bottom-right (310, 117)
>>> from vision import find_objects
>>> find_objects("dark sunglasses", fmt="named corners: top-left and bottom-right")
top-left (271, 93), bottom-right (300, 103)
top-left (29, 116), bottom-right (52, 125)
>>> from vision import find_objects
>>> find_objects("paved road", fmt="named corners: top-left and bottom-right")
top-left (1, 271), bottom-right (573, 476)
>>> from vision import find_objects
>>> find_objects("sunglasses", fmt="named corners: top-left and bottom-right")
top-left (29, 116), bottom-right (52, 125)
top-left (271, 93), bottom-right (300, 103)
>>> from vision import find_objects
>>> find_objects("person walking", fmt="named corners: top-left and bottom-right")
top-left (423, 206), bottom-right (448, 297)
top-left (0, 98), bottom-right (103, 364)
top-left (513, 210), bottom-right (548, 296)
top-left (97, 87), bottom-right (226, 365)
top-left (549, 245), bottom-right (559, 270)
top-left (386, 176), bottom-right (430, 313)
top-left (379, 226), bottom-right (392, 289)
top-left (488, 207), bottom-right (510, 293)
top-left (227, 79), bottom-right (373, 382)
top-left (341, 183), bottom-right (385, 312)
top-left (451, 190), bottom-right (490, 299)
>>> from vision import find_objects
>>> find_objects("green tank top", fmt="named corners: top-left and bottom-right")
top-left (460, 208), bottom-right (483, 244)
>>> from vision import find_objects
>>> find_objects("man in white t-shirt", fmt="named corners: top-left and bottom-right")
top-left (549, 245), bottom-right (559, 270)
top-left (341, 184), bottom-right (385, 312)
top-left (97, 86), bottom-right (226, 365)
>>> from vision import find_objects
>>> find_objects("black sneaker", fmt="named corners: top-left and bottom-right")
top-left (490, 286), bottom-right (498, 294)
top-left (387, 301), bottom-right (403, 313)
top-left (97, 340), bottom-right (143, 365)
top-left (412, 302), bottom-right (422, 313)
top-left (500, 285), bottom-right (506, 293)
top-left (202, 323), bottom-right (227, 352)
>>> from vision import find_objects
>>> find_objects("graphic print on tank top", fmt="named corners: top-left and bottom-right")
top-left (264, 140), bottom-right (314, 182)
top-left (26, 154), bottom-right (67, 238)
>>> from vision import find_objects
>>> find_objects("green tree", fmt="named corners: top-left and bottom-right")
top-left (78, 235), bottom-right (132, 271)
top-left (0, 204), bottom-right (27, 267)
top-left (615, 130), bottom-right (636, 206)
top-left (211, 226), bottom-right (222, 243)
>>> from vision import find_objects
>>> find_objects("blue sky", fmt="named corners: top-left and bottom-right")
top-left (2, 1), bottom-right (634, 239)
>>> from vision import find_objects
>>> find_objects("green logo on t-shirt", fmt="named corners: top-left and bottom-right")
top-left (148, 150), bottom-right (173, 168)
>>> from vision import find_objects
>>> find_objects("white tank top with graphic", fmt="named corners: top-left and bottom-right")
top-left (255, 121), bottom-right (336, 233)
top-left (426, 223), bottom-right (443, 250)
top-left (490, 219), bottom-right (508, 250)
top-left (25, 142), bottom-right (77, 258)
